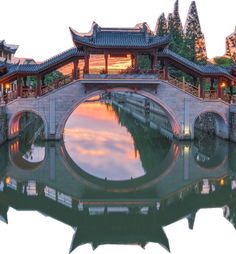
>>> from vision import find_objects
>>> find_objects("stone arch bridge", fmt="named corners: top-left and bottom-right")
top-left (6, 79), bottom-right (230, 141)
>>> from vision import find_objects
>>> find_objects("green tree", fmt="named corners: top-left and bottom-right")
top-left (167, 1), bottom-right (185, 55)
top-left (155, 13), bottom-right (168, 36)
top-left (214, 56), bottom-right (233, 67)
top-left (184, 1), bottom-right (207, 64)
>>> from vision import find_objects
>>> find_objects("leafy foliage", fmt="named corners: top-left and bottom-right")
top-left (214, 57), bottom-right (233, 67)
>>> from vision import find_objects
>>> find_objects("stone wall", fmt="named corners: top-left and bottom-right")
top-left (0, 105), bottom-right (7, 144)
top-left (6, 80), bottom-right (230, 141)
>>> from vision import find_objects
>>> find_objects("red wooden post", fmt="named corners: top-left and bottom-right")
top-left (151, 51), bottom-right (157, 71)
top-left (17, 75), bottom-right (21, 97)
top-left (217, 78), bottom-right (222, 99)
top-left (84, 52), bottom-right (90, 74)
top-left (104, 53), bottom-right (108, 74)
top-left (199, 78), bottom-right (204, 98)
top-left (134, 53), bottom-right (138, 70)
top-left (73, 59), bottom-right (79, 80)
top-left (36, 75), bottom-right (42, 97)
top-left (163, 60), bottom-right (169, 80)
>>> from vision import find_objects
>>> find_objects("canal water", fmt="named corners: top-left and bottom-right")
top-left (1, 93), bottom-right (236, 254)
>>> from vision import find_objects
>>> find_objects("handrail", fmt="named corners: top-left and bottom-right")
top-left (41, 74), bottom-right (73, 96)
top-left (168, 75), bottom-right (198, 97)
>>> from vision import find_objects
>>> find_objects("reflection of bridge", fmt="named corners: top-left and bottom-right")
top-left (1, 132), bottom-right (232, 200)
top-left (0, 138), bottom-right (236, 252)
top-left (0, 22), bottom-right (236, 141)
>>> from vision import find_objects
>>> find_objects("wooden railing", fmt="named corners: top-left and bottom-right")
top-left (168, 75), bottom-right (199, 97)
top-left (41, 74), bottom-right (73, 96)
top-left (85, 68), bottom-right (159, 79)
top-left (0, 91), bottom-right (17, 104)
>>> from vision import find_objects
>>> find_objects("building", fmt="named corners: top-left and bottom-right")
top-left (0, 40), bottom-right (18, 63)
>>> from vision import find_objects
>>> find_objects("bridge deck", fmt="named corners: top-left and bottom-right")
top-left (80, 79), bottom-right (160, 91)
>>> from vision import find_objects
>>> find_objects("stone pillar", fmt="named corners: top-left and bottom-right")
top-left (104, 53), bottom-right (108, 73)
top-left (73, 59), bottom-right (79, 80)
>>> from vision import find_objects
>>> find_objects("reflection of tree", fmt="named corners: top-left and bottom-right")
top-left (111, 104), bottom-right (172, 175)
top-left (193, 131), bottom-right (226, 168)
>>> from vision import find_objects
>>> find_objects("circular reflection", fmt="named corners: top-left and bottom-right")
top-left (9, 112), bottom-right (45, 170)
top-left (64, 95), bottom-right (172, 181)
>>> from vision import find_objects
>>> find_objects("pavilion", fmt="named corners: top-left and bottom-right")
top-left (0, 22), bottom-right (235, 102)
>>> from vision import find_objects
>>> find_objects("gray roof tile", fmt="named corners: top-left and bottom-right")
top-left (1, 47), bottom-right (83, 77)
top-left (70, 23), bottom-right (171, 48)
top-left (159, 48), bottom-right (235, 78)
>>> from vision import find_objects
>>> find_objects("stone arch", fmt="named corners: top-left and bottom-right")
top-left (192, 110), bottom-right (229, 139)
top-left (8, 109), bottom-right (47, 139)
top-left (57, 88), bottom-right (181, 139)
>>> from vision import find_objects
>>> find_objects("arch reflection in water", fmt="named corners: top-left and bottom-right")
top-left (64, 93), bottom-right (174, 181)
top-left (9, 112), bottom-right (45, 170)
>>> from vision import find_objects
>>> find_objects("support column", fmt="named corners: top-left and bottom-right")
top-left (217, 78), bottom-right (222, 99)
top-left (36, 75), bottom-right (42, 97)
top-left (151, 51), bottom-right (157, 71)
top-left (73, 59), bottom-right (79, 80)
top-left (198, 78), bottom-right (204, 98)
top-left (131, 54), bottom-right (135, 68)
top-left (104, 53), bottom-right (108, 74)
top-left (163, 60), bottom-right (169, 80)
top-left (134, 53), bottom-right (138, 70)
top-left (23, 77), bottom-right (27, 98)
top-left (84, 52), bottom-right (90, 74)
top-left (16, 76), bottom-right (21, 97)
top-left (193, 77), bottom-right (197, 87)
top-left (230, 80), bottom-right (234, 103)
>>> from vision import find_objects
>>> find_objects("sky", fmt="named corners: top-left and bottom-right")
top-left (0, 0), bottom-right (236, 61)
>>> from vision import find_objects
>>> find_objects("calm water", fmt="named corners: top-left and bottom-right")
top-left (1, 95), bottom-right (236, 254)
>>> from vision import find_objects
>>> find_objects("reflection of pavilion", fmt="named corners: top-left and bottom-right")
top-left (1, 172), bottom-right (236, 252)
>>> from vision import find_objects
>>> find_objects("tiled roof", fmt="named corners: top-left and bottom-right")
top-left (1, 47), bottom-right (83, 77)
top-left (159, 48), bottom-right (235, 79)
top-left (70, 22), bottom-right (171, 48)
top-left (0, 40), bottom-right (18, 54)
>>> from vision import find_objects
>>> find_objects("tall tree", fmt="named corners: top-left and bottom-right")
top-left (184, 1), bottom-right (207, 63)
top-left (225, 26), bottom-right (236, 62)
top-left (173, 0), bottom-right (183, 35)
top-left (167, 5), bottom-right (184, 56)
top-left (155, 13), bottom-right (168, 36)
